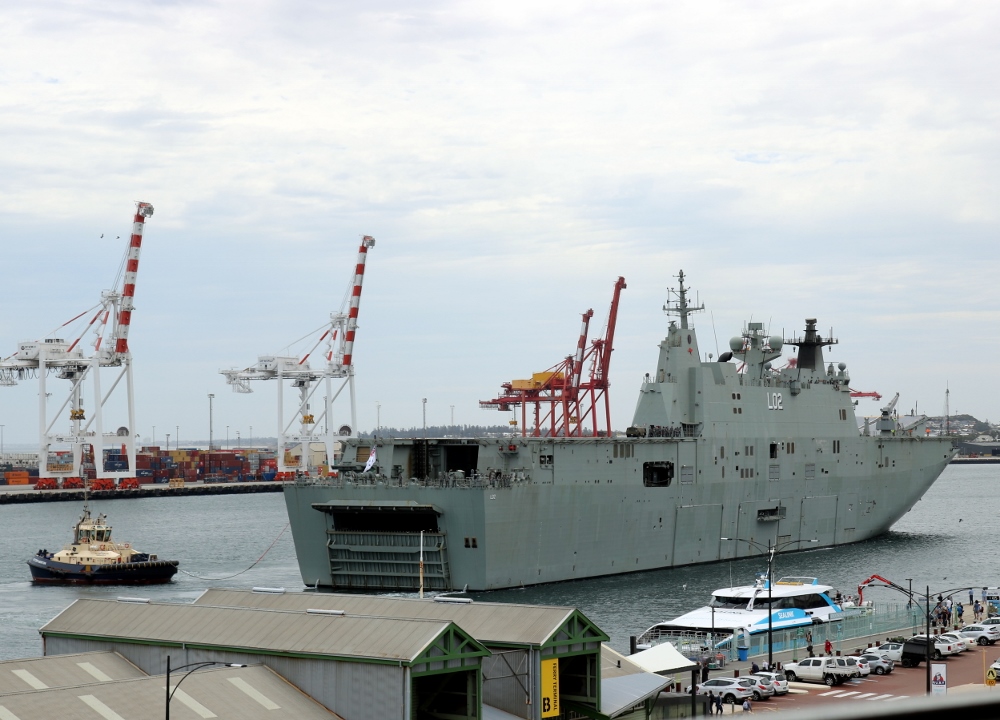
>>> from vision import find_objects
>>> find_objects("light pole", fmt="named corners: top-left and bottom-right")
top-left (176, 425), bottom-right (179, 450)
top-left (166, 433), bottom-right (170, 452)
top-left (153, 425), bottom-right (156, 446)
top-left (165, 655), bottom-right (246, 720)
top-left (208, 394), bottom-right (215, 450)
top-left (422, 398), bottom-right (427, 437)
top-left (236, 431), bottom-right (240, 449)
top-left (721, 536), bottom-right (818, 668)
top-left (451, 405), bottom-right (455, 427)
top-left (226, 425), bottom-right (229, 449)
top-left (249, 425), bottom-right (252, 449)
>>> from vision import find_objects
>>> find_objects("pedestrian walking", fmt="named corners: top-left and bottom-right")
top-left (751, 661), bottom-right (759, 674)
top-left (824, 638), bottom-right (833, 655)
top-left (957, 602), bottom-right (964, 625)
top-left (707, 690), bottom-right (715, 715)
top-left (715, 693), bottom-right (723, 715)
top-left (806, 643), bottom-right (814, 657)
top-left (971, 589), bottom-right (976, 606)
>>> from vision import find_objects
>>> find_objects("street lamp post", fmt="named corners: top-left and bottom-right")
top-left (422, 398), bottom-right (427, 437)
top-left (175, 425), bottom-right (179, 450)
top-left (226, 426), bottom-right (229, 450)
top-left (208, 394), bottom-right (215, 450)
top-left (721, 536), bottom-right (819, 668)
top-left (165, 655), bottom-right (246, 720)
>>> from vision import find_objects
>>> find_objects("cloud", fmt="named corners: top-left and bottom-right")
top-left (0, 0), bottom-right (997, 442)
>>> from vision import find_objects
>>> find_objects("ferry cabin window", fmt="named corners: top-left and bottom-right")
top-left (760, 594), bottom-right (829, 610)
top-left (711, 596), bottom-right (750, 610)
top-left (769, 443), bottom-right (778, 459)
top-left (642, 461), bottom-right (674, 487)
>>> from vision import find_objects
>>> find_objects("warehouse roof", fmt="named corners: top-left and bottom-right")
top-left (0, 665), bottom-right (343, 719)
top-left (0, 652), bottom-right (145, 694)
top-left (195, 588), bottom-right (608, 647)
top-left (40, 599), bottom-right (488, 665)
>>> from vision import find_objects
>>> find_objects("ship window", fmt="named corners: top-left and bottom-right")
top-left (643, 461), bottom-right (674, 487)
top-left (787, 442), bottom-right (795, 454)
top-left (720, 446), bottom-right (725, 458)
top-left (712, 596), bottom-right (750, 610)
top-left (833, 440), bottom-right (841, 454)
top-left (769, 443), bottom-right (778, 459)
top-left (805, 463), bottom-right (816, 480)
top-left (738, 408), bottom-right (743, 414)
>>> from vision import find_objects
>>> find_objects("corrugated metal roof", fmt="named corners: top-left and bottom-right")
top-left (40, 599), bottom-right (461, 663)
top-left (0, 652), bottom-right (145, 694)
top-left (0, 665), bottom-right (342, 719)
top-left (600, 644), bottom-right (646, 680)
top-left (195, 588), bottom-right (578, 646)
top-left (600, 672), bottom-right (672, 719)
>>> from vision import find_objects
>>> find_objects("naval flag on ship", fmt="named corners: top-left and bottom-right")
top-left (363, 446), bottom-right (377, 473)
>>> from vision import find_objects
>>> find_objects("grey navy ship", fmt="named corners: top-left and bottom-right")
top-left (284, 271), bottom-right (956, 591)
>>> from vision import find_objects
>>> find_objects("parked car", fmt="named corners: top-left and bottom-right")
top-left (832, 656), bottom-right (870, 677)
top-left (910, 635), bottom-right (962, 657)
top-left (959, 624), bottom-right (1000, 646)
top-left (686, 677), bottom-right (755, 704)
top-left (938, 632), bottom-right (975, 651)
top-left (750, 671), bottom-right (789, 695)
top-left (784, 657), bottom-right (852, 686)
top-left (742, 676), bottom-right (774, 701)
top-left (859, 653), bottom-right (894, 675)
top-left (874, 642), bottom-right (904, 662)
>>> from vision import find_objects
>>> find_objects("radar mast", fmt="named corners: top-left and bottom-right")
top-left (663, 270), bottom-right (704, 329)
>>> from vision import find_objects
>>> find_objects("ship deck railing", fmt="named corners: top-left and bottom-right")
top-left (636, 603), bottom-right (924, 664)
top-left (295, 472), bottom-right (533, 489)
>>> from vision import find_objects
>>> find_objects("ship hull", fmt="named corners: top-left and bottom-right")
top-left (27, 556), bottom-right (179, 584)
top-left (284, 434), bottom-right (955, 592)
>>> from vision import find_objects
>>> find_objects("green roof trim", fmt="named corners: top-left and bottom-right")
top-left (41, 631), bottom-right (412, 668)
top-left (541, 609), bottom-right (610, 650)
top-left (411, 624), bottom-right (490, 677)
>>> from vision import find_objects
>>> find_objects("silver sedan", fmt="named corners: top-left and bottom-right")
top-left (859, 653), bottom-right (894, 675)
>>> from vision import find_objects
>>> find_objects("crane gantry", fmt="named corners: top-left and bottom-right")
top-left (0, 202), bottom-right (154, 481)
top-left (221, 236), bottom-right (375, 475)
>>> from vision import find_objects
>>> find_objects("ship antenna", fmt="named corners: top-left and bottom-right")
top-left (663, 270), bottom-right (704, 330)
top-left (710, 311), bottom-right (720, 357)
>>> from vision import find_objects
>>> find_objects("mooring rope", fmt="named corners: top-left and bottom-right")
top-left (178, 522), bottom-right (290, 581)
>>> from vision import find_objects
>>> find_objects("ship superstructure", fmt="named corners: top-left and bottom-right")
top-left (284, 272), bottom-right (956, 591)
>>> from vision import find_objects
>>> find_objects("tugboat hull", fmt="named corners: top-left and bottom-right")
top-left (27, 556), bottom-right (179, 585)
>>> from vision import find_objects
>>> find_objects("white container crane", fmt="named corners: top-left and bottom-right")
top-left (0, 202), bottom-right (154, 481)
top-left (221, 236), bottom-right (374, 475)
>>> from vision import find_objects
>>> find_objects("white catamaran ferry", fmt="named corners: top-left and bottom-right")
top-left (637, 576), bottom-right (844, 649)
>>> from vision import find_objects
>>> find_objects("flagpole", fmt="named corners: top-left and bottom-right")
top-left (419, 530), bottom-right (425, 599)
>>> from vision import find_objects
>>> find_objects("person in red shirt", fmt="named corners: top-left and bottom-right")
top-left (824, 639), bottom-right (833, 655)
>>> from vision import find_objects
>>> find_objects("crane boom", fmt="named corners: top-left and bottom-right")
top-left (0, 202), bottom-right (154, 482)
top-left (220, 236), bottom-right (375, 475)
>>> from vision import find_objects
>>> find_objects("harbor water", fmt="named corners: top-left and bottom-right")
top-left (1, 463), bottom-right (995, 661)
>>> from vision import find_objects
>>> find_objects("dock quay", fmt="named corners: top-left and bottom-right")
top-left (0, 481), bottom-right (283, 504)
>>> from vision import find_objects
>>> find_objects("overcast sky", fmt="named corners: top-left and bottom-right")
top-left (0, 1), bottom-right (997, 447)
